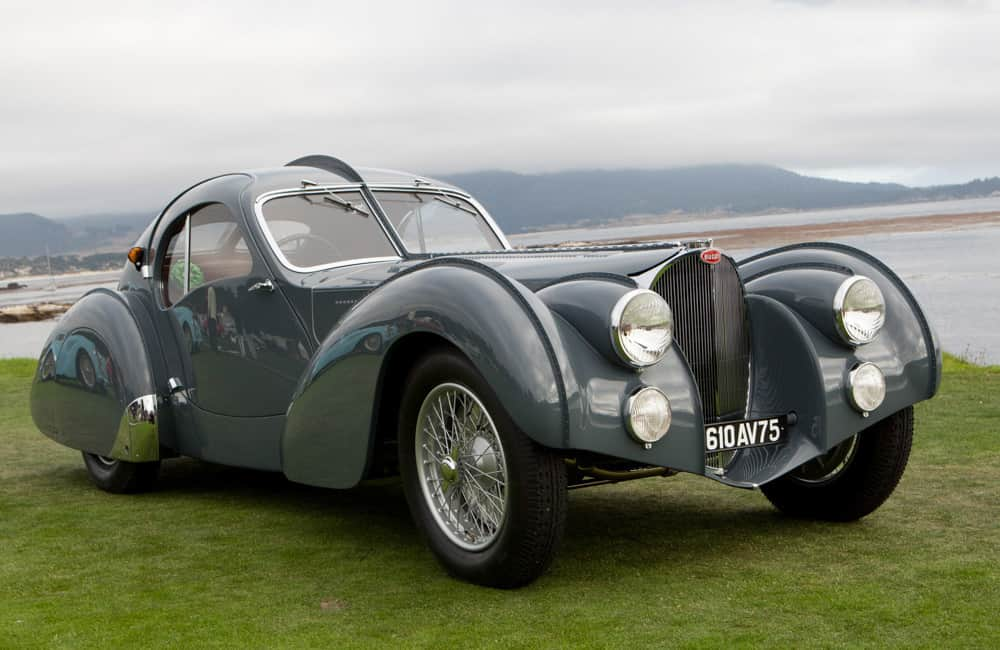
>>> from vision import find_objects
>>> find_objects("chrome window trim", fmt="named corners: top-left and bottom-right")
top-left (182, 214), bottom-right (191, 295)
top-left (253, 187), bottom-right (404, 273)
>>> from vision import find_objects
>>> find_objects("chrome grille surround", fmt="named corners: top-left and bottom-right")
top-left (648, 252), bottom-right (752, 472)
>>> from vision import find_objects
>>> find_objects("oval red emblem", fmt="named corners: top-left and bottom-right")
top-left (700, 248), bottom-right (723, 265)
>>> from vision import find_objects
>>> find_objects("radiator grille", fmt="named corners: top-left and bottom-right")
top-left (650, 252), bottom-right (751, 469)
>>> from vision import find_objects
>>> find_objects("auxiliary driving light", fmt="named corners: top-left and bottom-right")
top-left (847, 362), bottom-right (886, 414)
top-left (625, 386), bottom-right (672, 444)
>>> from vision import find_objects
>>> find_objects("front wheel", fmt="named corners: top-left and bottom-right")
top-left (82, 452), bottom-right (160, 494)
top-left (398, 350), bottom-right (567, 588)
top-left (761, 406), bottom-right (913, 521)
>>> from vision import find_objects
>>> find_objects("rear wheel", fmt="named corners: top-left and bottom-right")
top-left (761, 406), bottom-right (913, 521)
top-left (82, 452), bottom-right (160, 494)
top-left (76, 350), bottom-right (96, 389)
top-left (398, 349), bottom-right (567, 588)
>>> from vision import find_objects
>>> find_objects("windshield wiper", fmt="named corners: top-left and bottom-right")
top-left (323, 194), bottom-right (369, 216)
top-left (299, 179), bottom-right (370, 216)
top-left (433, 195), bottom-right (478, 216)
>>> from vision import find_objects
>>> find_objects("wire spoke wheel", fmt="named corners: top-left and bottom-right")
top-left (399, 349), bottom-right (567, 587)
top-left (415, 383), bottom-right (509, 550)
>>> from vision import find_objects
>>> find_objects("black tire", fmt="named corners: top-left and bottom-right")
top-left (398, 349), bottom-right (567, 588)
top-left (82, 452), bottom-right (160, 494)
top-left (761, 406), bottom-right (913, 521)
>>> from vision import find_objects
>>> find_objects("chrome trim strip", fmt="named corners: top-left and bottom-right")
top-left (183, 214), bottom-right (191, 294)
top-left (109, 394), bottom-right (159, 462)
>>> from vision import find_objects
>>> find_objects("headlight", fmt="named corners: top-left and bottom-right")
top-left (625, 387), bottom-right (672, 444)
top-left (847, 362), bottom-right (886, 414)
top-left (610, 289), bottom-right (673, 367)
top-left (834, 276), bottom-right (885, 345)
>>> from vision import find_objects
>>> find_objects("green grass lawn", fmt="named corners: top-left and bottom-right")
top-left (1, 356), bottom-right (997, 649)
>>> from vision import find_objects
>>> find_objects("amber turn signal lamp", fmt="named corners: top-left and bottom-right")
top-left (127, 246), bottom-right (145, 267)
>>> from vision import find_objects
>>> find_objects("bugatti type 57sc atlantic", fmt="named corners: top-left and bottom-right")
top-left (31, 155), bottom-right (941, 587)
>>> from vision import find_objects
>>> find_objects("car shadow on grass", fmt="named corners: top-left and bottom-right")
top-left (47, 457), bottom-right (865, 585)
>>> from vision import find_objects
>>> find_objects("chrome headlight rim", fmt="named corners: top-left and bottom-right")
top-left (610, 288), bottom-right (673, 368)
top-left (624, 386), bottom-right (673, 444)
top-left (833, 275), bottom-right (886, 346)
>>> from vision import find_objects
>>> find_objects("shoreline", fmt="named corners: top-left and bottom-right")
top-left (546, 210), bottom-right (1000, 249)
top-left (2, 210), bottom-right (999, 325)
top-left (0, 303), bottom-right (73, 324)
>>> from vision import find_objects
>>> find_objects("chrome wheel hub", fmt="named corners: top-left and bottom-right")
top-left (439, 455), bottom-right (459, 488)
top-left (792, 434), bottom-right (859, 484)
top-left (415, 383), bottom-right (509, 551)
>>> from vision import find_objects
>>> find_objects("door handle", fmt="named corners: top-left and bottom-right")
top-left (249, 279), bottom-right (275, 294)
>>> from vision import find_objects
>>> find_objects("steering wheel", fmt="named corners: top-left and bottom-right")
top-left (276, 232), bottom-right (342, 263)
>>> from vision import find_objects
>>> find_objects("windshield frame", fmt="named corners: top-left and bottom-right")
top-left (368, 185), bottom-right (511, 255)
top-left (253, 183), bottom-right (511, 274)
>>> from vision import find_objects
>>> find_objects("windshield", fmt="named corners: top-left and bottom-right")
top-left (375, 191), bottom-right (505, 254)
top-left (259, 191), bottom-right (397, 270)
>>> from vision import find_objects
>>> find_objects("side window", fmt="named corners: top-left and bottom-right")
top-left (162, 221), bottom-right (186, 307)
top-left (161, 203), bottom-right (253, 307)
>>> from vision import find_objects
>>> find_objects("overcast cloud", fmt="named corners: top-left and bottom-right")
top-left (2, 0), bottom-right (1000, 216)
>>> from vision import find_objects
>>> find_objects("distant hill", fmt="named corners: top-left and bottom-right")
top-left (0, 211), bottom-right (151, 257)
top-left (0, 213), bottom-right (72, 257)
top-left (440, 164), bottom-right (1000, 233)
top-left (2, 165), bottom-right (999, 255)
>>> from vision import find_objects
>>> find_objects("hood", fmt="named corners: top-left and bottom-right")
top-left (303, 244), bottom-right (684, 339)
top-left (458, 244), bottom-right (683, 290)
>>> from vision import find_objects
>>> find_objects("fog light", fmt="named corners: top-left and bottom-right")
top-left (625, 387), bottom-right (672, 445)
top-left (848, 362), bottom-right (886, 414)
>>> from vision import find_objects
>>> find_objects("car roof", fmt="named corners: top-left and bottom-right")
top-left (242, 161), bottom-right (465, 197)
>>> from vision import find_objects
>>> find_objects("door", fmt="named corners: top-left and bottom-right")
top-left (158, 202), bottom-right (311, 418)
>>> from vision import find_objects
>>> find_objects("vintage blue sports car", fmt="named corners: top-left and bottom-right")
top-left (31, 155), bottom-right (941, 587)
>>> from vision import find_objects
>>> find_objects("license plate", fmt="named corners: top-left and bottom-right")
top-left (705, 416), bottom-right (788, 453)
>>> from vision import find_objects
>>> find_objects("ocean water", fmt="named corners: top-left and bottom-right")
top-left (510, 196), bottom-right (1000, 248)
top-left (737, 224), bottom-right (1000, 366)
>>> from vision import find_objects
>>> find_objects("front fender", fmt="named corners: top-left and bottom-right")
top-left (282, 259), bottom-right (569, 489)
top-left (719, 242), bottom-right (942, 487)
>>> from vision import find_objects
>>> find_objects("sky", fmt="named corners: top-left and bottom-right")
top-left (2, 0), bottom-right (1000, 217)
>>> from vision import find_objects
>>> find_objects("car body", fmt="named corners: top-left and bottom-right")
top-left (31, 155), bottom-right (941, 587)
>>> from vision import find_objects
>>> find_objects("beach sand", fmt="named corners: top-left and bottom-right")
top-left (552, 210), bottom-right (1000, 249)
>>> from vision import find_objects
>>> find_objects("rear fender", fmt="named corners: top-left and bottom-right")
top-left (30, 289), bottom-right (164, 461)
